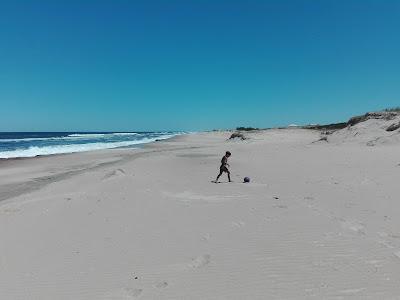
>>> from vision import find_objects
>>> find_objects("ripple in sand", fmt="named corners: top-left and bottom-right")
top-left (189, 254), bottom-right (211, 269)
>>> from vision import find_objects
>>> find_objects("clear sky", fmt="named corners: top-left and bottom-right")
top-left (0, 0), bottom-right (399, 131)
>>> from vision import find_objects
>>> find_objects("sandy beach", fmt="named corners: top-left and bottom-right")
top-left (1, 122), bottom-right (400, 299)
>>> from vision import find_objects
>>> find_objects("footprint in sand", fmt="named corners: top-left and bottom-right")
top-left (303, 196), bottom-right (316, 206)
top-left (273, 204), bottom-right (288, 209)
top-left (336, 288), bottom-right (366, 296)
top-left (0, 207), bottom-right (21, 214)
top-left (105, 287), bottom-right (143, 299)
top-left (103, 169), bottom-right (126, 180)
top-left (231, 220), bottom-right (245, 228)
top-left (154, 281), bottom-right (168, 289)
top-left (304, 197), bottom-right (322, 214)
top-left (378, 231), bottom-right (400, 239)
top-left (265, 216), bottom-right (277, 222)
top-left (188, 254), bottom-right (211, 269)
top-left (201, 233), bottom-right (211, 241)
top-left (379, 239), bottom-right (395, 249)
top-left (164, 191), bottom-right (246, 203)
top-left (340, 220), bottom-right (365, 235)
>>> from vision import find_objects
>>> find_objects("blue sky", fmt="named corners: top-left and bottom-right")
top-left (0, 0), bottom-right (399, 131)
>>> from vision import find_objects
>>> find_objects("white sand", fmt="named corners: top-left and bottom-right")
top-left (1, 129), bottom-right (400, 299)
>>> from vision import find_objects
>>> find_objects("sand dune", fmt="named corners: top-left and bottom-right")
top-left (1, 125), bottom-right (400, 299)
top-left (318, 110), bottom-right (400, 146)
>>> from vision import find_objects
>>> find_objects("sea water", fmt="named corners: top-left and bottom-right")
top-left (0, 132), bottom-right (183, 159)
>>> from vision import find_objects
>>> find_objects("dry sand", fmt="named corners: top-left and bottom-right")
top-left (1, 128), bottom-right (400, 299)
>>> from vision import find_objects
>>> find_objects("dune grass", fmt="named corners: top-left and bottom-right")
top-left (383, 107), bottom-right (400, 112)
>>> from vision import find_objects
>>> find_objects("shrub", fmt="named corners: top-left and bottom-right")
top-left (229, 132), bottom-right (246, 140)
top-left (236, 127), bottom-right (259, 131)
top-left (386, 122), bottom-right (400, 132)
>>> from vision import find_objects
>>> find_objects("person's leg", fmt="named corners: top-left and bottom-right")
top-left (216, 170), bottom-right (223, 182)
top-left (227, 171), bottom-right (231, 182)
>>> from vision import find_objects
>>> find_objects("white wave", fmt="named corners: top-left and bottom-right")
top-left (0, 136), bottom-right (102, 142)
top-left (112, 133), bottom-right (140, 136)
top-left (0, 132), bottom-right (142, 142)
top-left (67, 132), bottom-right (139, 138)
top-left (0, 134), bottom-right (177, 159)
top-left (0, 136), bottom-right (68, 142)
top-left (67, 133), bottom-right (108, 138)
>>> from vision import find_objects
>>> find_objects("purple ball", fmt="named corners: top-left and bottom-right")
top-left (244, 177), bottom-right (250, 183)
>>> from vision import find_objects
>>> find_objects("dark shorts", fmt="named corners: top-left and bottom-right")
top-left (220, 165), bottom-right (229, 173)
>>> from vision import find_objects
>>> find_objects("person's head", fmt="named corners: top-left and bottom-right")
top-left (225, 151), bottom-right (231, 157)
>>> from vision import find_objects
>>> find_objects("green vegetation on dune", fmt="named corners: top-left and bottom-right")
top-left (383, 107), bottom-right (400, 112)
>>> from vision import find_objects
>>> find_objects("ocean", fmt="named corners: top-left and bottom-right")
top-left (0, 132), bottom-right (183, 159)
